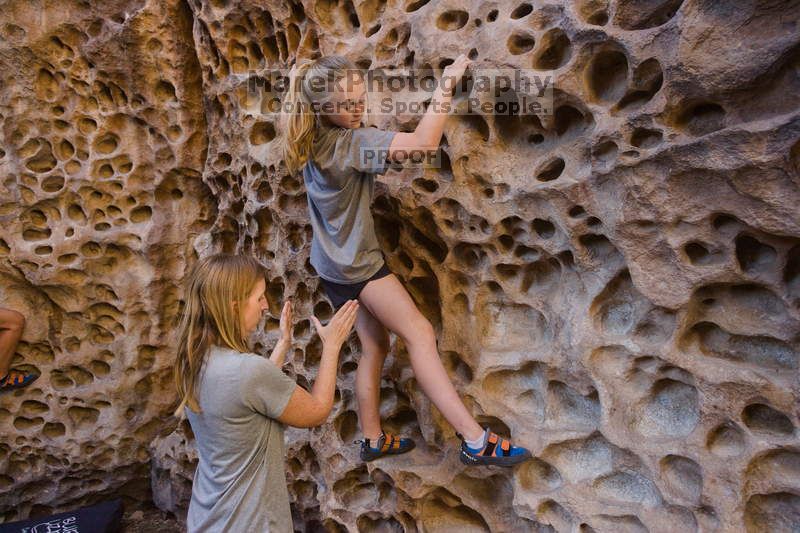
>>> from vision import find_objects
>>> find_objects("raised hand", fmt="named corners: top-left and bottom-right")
top-left (268, 299), bottom-right (294, 367)
top-left (279, 299), bottom-right (293, 344)
top-left (442, 53), bottom-right (472, 88)
top-left (310, 299), bottom-right (359, 350)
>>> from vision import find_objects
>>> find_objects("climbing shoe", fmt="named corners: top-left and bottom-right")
top-left (457, 428), bottom-right (532, 467)
top-left (357, 431), bottom-right (416, 462)
top-left (0, 369), bottom-right (38, 393)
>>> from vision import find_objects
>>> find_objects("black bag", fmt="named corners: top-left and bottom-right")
top-left (0, 499), bottom-right (123, 533)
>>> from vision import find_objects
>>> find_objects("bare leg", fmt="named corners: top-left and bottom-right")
top-left (358, 274), bottom-right (484, 441)
top-left (353, 305), bottom-right (390, 441)
top-left (0, 308), bottom-right (25, 377)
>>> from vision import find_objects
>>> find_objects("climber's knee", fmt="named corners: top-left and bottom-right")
top-left (399, 314), bottom-right (436, 353)
top-left (0, 309), bottom-right (25, 332)
top-left (356, 311), bottom-right (390, 363)
top-left (361, 345), bottom-right (389, 366)
top-left (372, 331), bottom-right (391, 358)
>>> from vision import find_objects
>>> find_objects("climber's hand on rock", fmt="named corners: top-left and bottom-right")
top-left (311, 299), bottom-right (359, 351)
top-left (442, 54), bottom-right (471, 89)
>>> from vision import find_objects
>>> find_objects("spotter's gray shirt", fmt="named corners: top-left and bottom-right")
top-left (303, 123), bottom-right (397, 284)
top-left (185, 345), bottom-right (297, 533)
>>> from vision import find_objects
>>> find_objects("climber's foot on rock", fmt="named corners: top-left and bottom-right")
top-left (0, 369), bottom-right (38, 393)
top-left (457, 428), bottom-right (531, 467)
top-left (357, 431), bottom-right (416, 462)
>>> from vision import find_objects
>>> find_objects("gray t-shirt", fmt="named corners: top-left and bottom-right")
top-left (303, 122), bottom-right (397, 284)
top-left (185, 345), bottom-right (297, 533)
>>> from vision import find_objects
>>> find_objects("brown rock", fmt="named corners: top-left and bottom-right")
top-left (1, 1), bottom-right (799, 532)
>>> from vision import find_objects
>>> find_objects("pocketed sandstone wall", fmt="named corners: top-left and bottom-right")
top-left (1, 1), bottom-right (799, 531)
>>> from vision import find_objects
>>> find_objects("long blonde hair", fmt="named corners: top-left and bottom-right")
top-left (280, 55), bottom-right (361, 175)
top-left (173, 254), bottom-right (267, 416)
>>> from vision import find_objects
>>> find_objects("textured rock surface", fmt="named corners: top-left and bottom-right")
top-left (1, 0), bottom-right (799, 531)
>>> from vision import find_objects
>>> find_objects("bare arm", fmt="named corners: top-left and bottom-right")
top-left (386, 54), bottom-right (472, 162)
top-left (276, 300), bottom-right (359, 427)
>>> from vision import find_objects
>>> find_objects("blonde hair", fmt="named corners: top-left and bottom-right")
top-left (173, 254), bottom-right (267, 416)
top-left (280, 55), bottom-right (361, 175)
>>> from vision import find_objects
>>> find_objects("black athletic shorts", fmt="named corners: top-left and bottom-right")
top-left (320, 262), bottom-right (392, 309)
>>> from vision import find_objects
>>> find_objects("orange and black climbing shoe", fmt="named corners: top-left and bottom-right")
top-left (357, 431), bottom-right (416, 462)
top-left (0, 369), bottom-right (38, 393)
top-left (457, 429), bottom-right (532, 467)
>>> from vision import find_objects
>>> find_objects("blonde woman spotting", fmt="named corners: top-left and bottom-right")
top-left (174, 254), bottom-right (359, 532)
